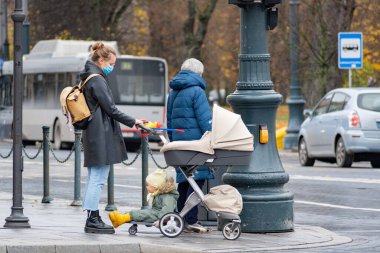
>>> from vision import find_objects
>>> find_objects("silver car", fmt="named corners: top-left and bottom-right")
top-left (298, 88), bottom-right (380, 168)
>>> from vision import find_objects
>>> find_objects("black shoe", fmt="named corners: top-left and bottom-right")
top-left (84, 210), bottom-right (115, 234)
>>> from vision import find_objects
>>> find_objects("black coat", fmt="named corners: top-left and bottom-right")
top-left (80, 61), bottom-right (136, 167)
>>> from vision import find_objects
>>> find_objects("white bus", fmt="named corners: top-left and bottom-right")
top-left (1, 40), bottom-right (168, 151)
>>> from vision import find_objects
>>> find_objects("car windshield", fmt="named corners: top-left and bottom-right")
top-left (357, 93), bottom-right (380, 112)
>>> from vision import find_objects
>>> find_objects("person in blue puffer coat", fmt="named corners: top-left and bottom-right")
top-left (167, 58), bottom-right (214, 233)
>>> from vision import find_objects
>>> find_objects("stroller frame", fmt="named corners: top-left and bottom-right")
top-left (177, 166), bottom-right (242, 240)
top-left (126, 166), bottom-right (242, 240)
top-left (127, 124), bottom-right (245, 240)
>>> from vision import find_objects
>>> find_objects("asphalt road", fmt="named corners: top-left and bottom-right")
top-left (0, 143), bottom-right (379, 252)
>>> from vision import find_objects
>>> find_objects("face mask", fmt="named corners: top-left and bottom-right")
top-left (102, 64), bottom-right (114, 76)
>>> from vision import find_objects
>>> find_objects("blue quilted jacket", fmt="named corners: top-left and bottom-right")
top-left (167, 70), bottom-right (213, 183)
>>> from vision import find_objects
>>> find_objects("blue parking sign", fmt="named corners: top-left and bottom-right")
top-left (338, 32), bottom-right (363, 69)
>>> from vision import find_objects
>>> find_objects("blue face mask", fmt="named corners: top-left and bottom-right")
top-left (102, 64), bottom-right (114, 76)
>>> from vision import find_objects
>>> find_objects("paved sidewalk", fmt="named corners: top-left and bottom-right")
top-left (0, 192), bottom-right (351, 253)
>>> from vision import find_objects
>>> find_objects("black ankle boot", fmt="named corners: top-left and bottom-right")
top-left (85, 210), bottom-right (115, 234)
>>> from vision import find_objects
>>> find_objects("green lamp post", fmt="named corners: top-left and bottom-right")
top-left (225, 0), bottom-right (293, 232)
top-left (284, 0), bottom-right (305, 150)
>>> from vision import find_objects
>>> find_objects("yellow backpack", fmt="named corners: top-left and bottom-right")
top-left (60, 74), bottom-right (100, 129)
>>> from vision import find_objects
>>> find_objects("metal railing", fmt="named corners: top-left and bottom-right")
top-left (0, 125), bottom-right (171, 210)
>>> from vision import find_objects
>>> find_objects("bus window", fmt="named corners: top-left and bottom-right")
top-left (31, 73), bottom-right (56, 109)
top-left (25, 74), bottom-right (34, 105)
top-left (144, 75), bottom-right (165, 103)
top-left (109, 59), bottom-right (166, 106)
top-left (33, 74), bottom-right (44, 107)
top-left (57, 73), bottom-right (66, 107)
top-left (1, 75), bottom-right (13, 106)
top-left (116, 75), bottom-right (139, 103)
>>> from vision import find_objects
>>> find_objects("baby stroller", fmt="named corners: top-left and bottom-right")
top-left (158, 105), bottom-right (254, 240)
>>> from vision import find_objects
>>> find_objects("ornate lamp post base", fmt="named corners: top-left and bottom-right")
top-left (226, 90), bottom-right (294, 232)
top-left (4, 207), bottom-right (30, 228)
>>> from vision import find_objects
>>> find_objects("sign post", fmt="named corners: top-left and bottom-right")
top-left (338, 32), bottom-right (363, 88)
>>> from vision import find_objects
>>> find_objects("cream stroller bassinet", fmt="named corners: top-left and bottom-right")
top-left (158, 105), bottom-right (253, 240)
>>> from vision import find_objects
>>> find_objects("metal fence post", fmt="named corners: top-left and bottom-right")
top-left (141, 136), bottom-right (148, 209)
top-left (41, 126), bottom-right (53, 203)
top-left (71, 129), bottom-right (82, 206)
top-left (105, 164), bottom-right (116, 211)
top-left (3, 0), bottom-right (30, 228)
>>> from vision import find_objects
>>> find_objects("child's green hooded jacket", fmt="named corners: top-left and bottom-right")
top-left (130, 179), bottom-right (179, 223)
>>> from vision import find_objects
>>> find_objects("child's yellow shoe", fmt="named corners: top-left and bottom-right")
top-left (109, 211), bottom-right (131, 228)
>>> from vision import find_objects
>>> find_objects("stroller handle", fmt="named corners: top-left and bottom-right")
top-left (136, 123), bottom-right (152, 132)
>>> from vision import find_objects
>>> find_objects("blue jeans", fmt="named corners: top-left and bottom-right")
top-left (82, 165), bottom-right (110, 211)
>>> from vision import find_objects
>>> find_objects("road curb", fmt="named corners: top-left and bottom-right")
top-left (1, 244), bottom-right (200, 253)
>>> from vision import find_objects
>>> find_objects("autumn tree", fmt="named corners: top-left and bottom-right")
top-left (25, 0), bottom-right (379, 108)
top-left (89, 0), bottom-right (133, 40)
top-left (147, 0), bottom-right (187, 77)
top-left (184, 0), bottom-right (217, 59)
top-left (299, 0), bottom-right (356, 106)
top-left (29, 0), bottom-right (132, 43)
top-left (351, 0), bottom-right (380, 87)
top-left (117, 0), bottom-right (150, 55)
top-left (202, 1), bottom-right (239, 105)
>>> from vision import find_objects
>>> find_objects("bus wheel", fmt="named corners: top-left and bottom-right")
top-left (53, 121), bottom-right (62, 150)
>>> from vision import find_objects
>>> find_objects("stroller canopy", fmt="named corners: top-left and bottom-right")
top-left (211, 105), bottom-right (253, 151)
top-left (160, 105), bottom-right (253, 154)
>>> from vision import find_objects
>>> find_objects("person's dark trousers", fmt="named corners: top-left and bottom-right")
top-left (177, 180), bottom-right (205, 225)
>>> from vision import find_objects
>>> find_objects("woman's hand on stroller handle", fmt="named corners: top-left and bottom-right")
top-left (134, 119), bottom-right (147, 126)
top-left (136, 123), bottom-right (152, 132)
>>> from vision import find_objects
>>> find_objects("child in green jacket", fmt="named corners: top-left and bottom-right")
top-left (109, 169), bottom-right (179, 227)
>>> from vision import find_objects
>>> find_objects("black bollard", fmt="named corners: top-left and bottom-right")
top-left (71, 129), bottom-right (82, 206)
top-left (105, 164), bottom-right (116, 211)
top-left (41, 126), bottom-right (53, 203)
top-left (141, 136), bottom-right (149, 209)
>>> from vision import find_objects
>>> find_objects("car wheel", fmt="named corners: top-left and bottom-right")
top-left (370, 160), bottom-right (380, 168)
top-left (335, 137), bottom-right (353, 168)
top-left (298, 138), bottom-right (315, 166)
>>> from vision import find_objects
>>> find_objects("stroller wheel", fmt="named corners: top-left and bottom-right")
top-left (159, 212), bottom-right (184, 238)
top-left (128, 224), bottom-right (138, 235)
top-left (222, 222), bottom-right (241, 240)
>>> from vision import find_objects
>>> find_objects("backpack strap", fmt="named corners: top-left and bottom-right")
top-left (78, 73), bottom-right (101, 119)
top-left (79, 73), bottom-right (100, 90)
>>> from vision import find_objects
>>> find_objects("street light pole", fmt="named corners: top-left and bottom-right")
top-left (4, 0), bottom-right (30, 229)
top-left (283, 0), bottom-right (305, 150)
top-left (226, 0), bottom-right (293, 232)
top-left (22, 0), bottom-right (29, 54)
top-left (3, 0), bottom-right (9, 60)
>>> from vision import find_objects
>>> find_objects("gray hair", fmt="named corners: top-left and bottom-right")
top-left (181, 58), bottom-right (204, 76)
